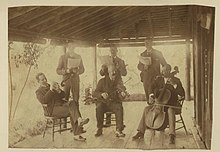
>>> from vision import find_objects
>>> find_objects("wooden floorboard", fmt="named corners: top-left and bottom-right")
top-left (14, 101), bottom-right (200, 150)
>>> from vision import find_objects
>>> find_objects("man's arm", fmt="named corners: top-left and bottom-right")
top-left (175, 78), bottom-right (185, 97)
top-left (118, 59), bottom-right (127, 76)
top-left (158, 51), bottom-right (167, 66)
top-left (99, 64), bottom-right (108, 76)
top-left (36, 89), bottom-right (48, 104)
top-left (78, 56), bottom-right (85, 75)
top-left (93, 79), bottom-right (104, 99)
top-left (137, 52), bottom-right (146, 71)
top-left (44, 90), bottom-right (56, 104)
top-left (137, 61), bottom-right (145, 71)
top-left (56, 56), bottom-right (66, 75)
top-left (149, 76), bottom-right (161, 98)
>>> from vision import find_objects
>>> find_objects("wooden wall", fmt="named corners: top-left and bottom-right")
top-left (192, 6), bottom-right (214, 149)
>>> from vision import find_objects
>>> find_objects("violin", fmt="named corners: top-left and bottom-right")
top-left (100, 77), bottom-right (131, 103)
top-left (145, 66), bottom-right (179, 131)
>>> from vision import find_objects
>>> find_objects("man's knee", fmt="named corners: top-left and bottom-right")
top-left (144, 106), bottom-right (152, 113)
top-left (167, 107), bottom-right (175, 115)
top-left (96, 102), bottom-right (105, 113)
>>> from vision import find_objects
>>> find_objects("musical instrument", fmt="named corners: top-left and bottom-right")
top-left (145, 66), bottom-right (179, 131)
top-left (100, 77), bottom-right (131, 103)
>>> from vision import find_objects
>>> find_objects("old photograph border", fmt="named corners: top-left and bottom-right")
top-left (1, 0), bottom-right (220, 152)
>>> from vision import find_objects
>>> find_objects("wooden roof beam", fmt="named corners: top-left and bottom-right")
top-left (79, 7), bottom-right (149, 41)
top-left (8, 6), bottom-right (40, 20)
top-left (147, 8), bottom-right (154, 38)
top-left (39, 7), bottom-right (82, 32)
top-left (28, 7), bottom-right (78, 29)
top-left (98, 40), bottom-right (192, 47)
top-left (59, 7), bottom-right (132, 37)
top-left (89, 16), bottom-right (150, 41)
top-left (45, 6), bottom-right (106, 34)
top-left (9, 6), bottom-right (60, 27)
top-left (9, 27), bottom-right (94, 46)
top-left (168, 7), bottom-right (172, 37)
top-left (102, 35), bottom-right (186, 42)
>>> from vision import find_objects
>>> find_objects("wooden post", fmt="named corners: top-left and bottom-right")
top-left (185, 6), bottom-right (193, 101)
top-left (185, 38), bottom-right (191, 101)
top-left (93, 44), bottom-right (98, 90)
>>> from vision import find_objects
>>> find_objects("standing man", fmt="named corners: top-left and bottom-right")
top-left (99, 46), bottom-right (127, 127)
top-left (138, 38), bottom-right (167, 102)
top-left (100, 46), bottom-right (127, 79)
top-left (56, 42), bottom-right (84, 103)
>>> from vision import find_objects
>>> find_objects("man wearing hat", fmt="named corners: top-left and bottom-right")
top-left (138, 38), bottom-right (167, 102)
top-left (99, 45), bottom-right (127, 127)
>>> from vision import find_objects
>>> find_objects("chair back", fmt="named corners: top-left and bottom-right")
top-left (175, 96), bottom-right (185, 115)
top-left (42, 104), bottom-right (52, 117)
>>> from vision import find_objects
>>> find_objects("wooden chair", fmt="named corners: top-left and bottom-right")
top-left (104, 112), bottom-right (116, 126)
top-left (41, 104), bottom-right (72, 141)
top-left (174, 97), bottom-right (188, 134)
top-left (166, 96), bottom-right (187, 134)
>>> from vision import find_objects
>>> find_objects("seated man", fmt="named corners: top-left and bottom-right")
top-left (35, 73), bottom-right (89, 141)
top-left (93, 65), bottom-right (126, 137)
top-left (132, 64), bottom-right (185, 144)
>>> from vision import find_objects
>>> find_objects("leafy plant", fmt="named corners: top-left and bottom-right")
top-left (9, 42), bottom-right (45, 120)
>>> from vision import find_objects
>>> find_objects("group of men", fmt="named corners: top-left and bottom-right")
top-left (35, 38), bottom-right (185, 144)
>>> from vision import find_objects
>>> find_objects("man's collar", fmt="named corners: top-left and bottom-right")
top-left (146, 48), bottom-right (153, 52)
top-left (40, 83), bottom-right (49, 88)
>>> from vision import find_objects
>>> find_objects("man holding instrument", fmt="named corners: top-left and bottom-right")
top-left (137, 38), bottom-right (167, 102)
top-left (93, 65), bottom-right (126, 137)
top-left (56, 42), bottom-right (89, 131)
top-left (35, 73), bottom-right (89, 141)
top-left (99, 45), bottom-right (127, 127)
top-left (132, 64), bottom-right (185, 144)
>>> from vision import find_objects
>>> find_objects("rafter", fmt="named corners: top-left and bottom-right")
top-left (9, 7), bottom-right (60, 27)
top-left (45, 7), bottom-right (104, 34)
top-left (80, 7), bottom-right (149, 41)
top-left (8, 6), bottom-right (40, 20)
top-left (57, 7), bottom-right (130, 37)
top-left (39, 7), bottom-right (82, 32)
top-left (69, 7), bottom-right (142, 39)
top-left (147, 8), bottom-right (154, 38)
top-left (168, 7), bottom-right (172, 37)
top-left (28, 7), bottom-right (78, 29)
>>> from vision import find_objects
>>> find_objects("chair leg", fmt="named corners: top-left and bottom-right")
top-left (43, 119), bottom-right (48, 138)
top-left (180, 114), bottom-right (187, 135)
top-left (59, 118), bottom-right (62, 134)
top-left (149, 130), bottom-right (155, 147)
top-left (52, 120), bottom-right (55, 142)
top-left (160, 130), bottom-right (165, 147)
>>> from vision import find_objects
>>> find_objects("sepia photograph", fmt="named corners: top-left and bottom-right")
top-left (2, 2), bottom-right (217, 151)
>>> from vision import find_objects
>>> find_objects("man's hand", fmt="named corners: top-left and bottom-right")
top-left (66, 68), bottom-right (71, 73)
top-left (51, 81), bottom-right (61, 93)
top-left (144, 64), bottom-right (149, 70)
top-left (120, 91), bottom-right (126, 98)
top-left (101, 92), bottom-right (109, 99)
top-left (66, 67), bottom-right (79, 74)
top-left (168, 78), bottom-right (177, 89)
top-left (148, 93), bottom-right (155, 105)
